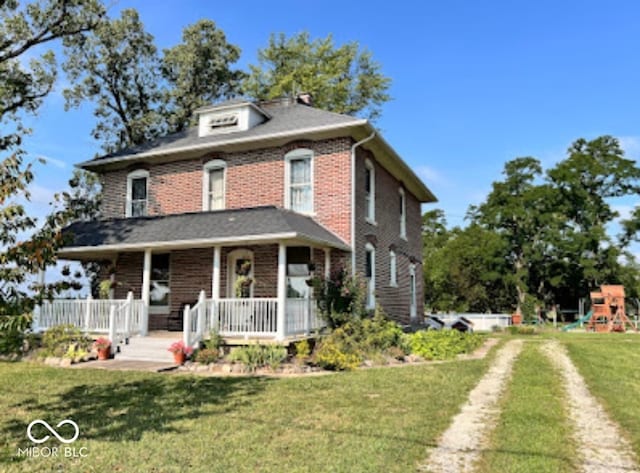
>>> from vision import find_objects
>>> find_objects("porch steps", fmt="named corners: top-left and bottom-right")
top-left (114, 336), bottom-right (178, 363)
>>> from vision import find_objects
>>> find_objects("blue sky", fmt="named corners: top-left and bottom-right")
top-left (23, 0), bottom-right (640, 231)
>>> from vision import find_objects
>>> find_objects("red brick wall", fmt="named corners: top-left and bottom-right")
top-left (100, 137), bottom-right (353, 244)
top-left (354, 148), bottom-right (424, 324)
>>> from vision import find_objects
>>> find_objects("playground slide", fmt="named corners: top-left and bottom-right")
top-left (561, 310), bottom-right (594, 332)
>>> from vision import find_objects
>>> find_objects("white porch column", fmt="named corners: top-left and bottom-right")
top-left (212, 246), bottom-right (221, 300)
top-left (276, 242), bottom-right (287, 341)
top-left (140, 248), bottom-right (152, 336)
top-left (324, 248), bottom-right (331, 280)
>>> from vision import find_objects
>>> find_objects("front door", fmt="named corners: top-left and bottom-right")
top-left (227, 249), bottom-right (254, 298)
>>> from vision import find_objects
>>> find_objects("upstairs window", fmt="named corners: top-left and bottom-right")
top-left (126, 170), bottom-right (149, 217)
top-left (365, 159), bottom-right (375, 223)
top-left (399, 187), bottom-right (407, 239)
top-left (203, 160), bottom-right (226, 211)
top-left (285, 149), bottom-right (313, 214)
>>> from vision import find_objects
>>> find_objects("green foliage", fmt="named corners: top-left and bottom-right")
top-left (204, 329), bottom-right (224, 351)
top-left (64, 344), bottom-right (88, 361)
top-left (0, 313), bottom-right (31, 355)
top-left (506, 325), bottom-right (537, 335)
top-left (194, 348), bottom-right (220, 365)
top-left (315, 268), bottom-right (367, 329)
top-left (294, 339), bottom-right (311, 358)
top-left (520, 294), bottom-right (540, 323)
top-left (409, 330), bottom-right (483, 360)
top-left (228, 343), bottom-right (288, 372)
top-left (244, 31), bottom-right (391, 121)
top-left (313, 309), bottom-right (408, 370)
top-left (40, 324), bottom-right (91, 358)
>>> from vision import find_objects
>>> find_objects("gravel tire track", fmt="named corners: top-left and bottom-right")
top-left (418, 339), bottom-right (524, 473)
top-left (541, 340), bottom-right (639, 473)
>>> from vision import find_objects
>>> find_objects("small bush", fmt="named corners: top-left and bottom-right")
top-left (491, 325), bottom-right (504, 333)
top-left (409, 330), bottom-right (483, 360)
top-left (0, 313), bottom-right (32, 356)
top-left (507, 325), bottom-right (537, 335)
top-left (314, 338), bottom-right (362, 371)
top-left (195, 348), bottom-right (220, 364)
top-left (228, 344), bottom-right (288, 372)
top-left (294, 339), bottom-right (311, 359)
top-left (40, 324), bottom-right (92, 358)
top-left (204, 329), bottom-right (224, 350)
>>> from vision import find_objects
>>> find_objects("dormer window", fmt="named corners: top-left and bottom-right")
top-left (126, 169), bottom-right (149, 217)
top-left (202, 160), bottom-right (226, 211)
top-left (209, 114), bottom-right (238, 130)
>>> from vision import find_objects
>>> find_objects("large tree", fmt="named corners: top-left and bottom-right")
top-left (243, 32), bottom-right (391, 121)
top-left (161, 19), bottom-right (244, 133)
top-left (0, 0), bottom-right (104, 337)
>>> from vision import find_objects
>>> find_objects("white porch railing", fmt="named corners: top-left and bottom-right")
top-left (36, 292), bottom-right (145, 353)
top-left (183, 290), bottom-right (325, 347)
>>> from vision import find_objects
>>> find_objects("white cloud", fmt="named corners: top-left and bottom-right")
top-left (28, 183), bottom-right (57, 205)
top-left (35, 154), bottom-right (67, 169)
top-left (612, 204), bottom-right (634, 221)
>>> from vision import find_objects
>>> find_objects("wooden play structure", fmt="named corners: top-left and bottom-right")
top-left (586, 285), bottom-right (637, 333)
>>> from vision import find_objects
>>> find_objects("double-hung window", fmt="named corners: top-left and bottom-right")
top-left (203, 160), bottom-right (226, 211)
top-left (126, 170), bottom-right (149, 217)
top-left (365, 243), bottom-right (376, 309)
top-left (399, 187), bottom-right (407, 239)
top-left (389, 250), bottom-right (398, 287)
top-left (285, 149), bottom-right (313, 214)
top-left (365, 159), bottom-right (375, 222)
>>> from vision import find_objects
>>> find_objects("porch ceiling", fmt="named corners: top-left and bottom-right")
top-left (59, 206), bottom-right (350, 260)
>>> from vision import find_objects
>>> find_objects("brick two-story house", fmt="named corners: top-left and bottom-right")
top-left (51, 95), bottom-right (436, 342)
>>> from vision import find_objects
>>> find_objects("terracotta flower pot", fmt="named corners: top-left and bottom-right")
top-left (173, 352), bottom-right (186, 365)
top-left (511, 313), bottom-right (522, 325)
top-left (97, 347), bottom-right (110, 360)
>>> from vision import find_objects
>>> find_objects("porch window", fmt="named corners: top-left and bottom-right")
top-left (365, 159), bottom-right (375, 223)
top-left (203, 160), bottom-right (226, 211)
top-left (287, 246), bottom-right (311, 298)
top-left (365, 243), bottom-right (376, 309)
top-left (228, 249), bottom-right (254, 298)
top-left (285, 149), bottom-right (313, 214)
top-left (150, 253), bottom-right (170, 309)
top-left (126, 170), bottom-right (149, 217)
top-left (399, 187), bottom-right (407, 239)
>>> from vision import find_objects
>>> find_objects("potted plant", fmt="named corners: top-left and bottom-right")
top-left (94, 337), bottom-right (111, 360)
top-left (168, 340), bottom-right (193, 365)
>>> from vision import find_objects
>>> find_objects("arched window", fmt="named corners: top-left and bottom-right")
top-left (285, 148), bottom-right (314, 213)
top-left (126, 169), bottom-right (149, 217)
top-left (202, 159), bottom-right (226, 211)
top-left (365, 159), bottom-right (375, 223)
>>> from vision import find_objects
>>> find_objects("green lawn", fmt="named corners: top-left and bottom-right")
top-left (561, 333), bottom-right (640, 457)
top-left (0, 357), bottom-right (491, 473)
top-left (476, 341), bottom-right (577, 473)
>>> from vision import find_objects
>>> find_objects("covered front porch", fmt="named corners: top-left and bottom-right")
top-left (47, 207), bottom-right (350, 346)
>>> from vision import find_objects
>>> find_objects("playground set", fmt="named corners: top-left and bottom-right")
top-left (562, 284), bottom-right (638, 333)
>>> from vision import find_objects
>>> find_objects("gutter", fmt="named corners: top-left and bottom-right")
top-left (350, 131), bottom-right (376, 276)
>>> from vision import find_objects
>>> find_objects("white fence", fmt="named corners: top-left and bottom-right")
top-left (183, 291), bottom-right (324, 346)
top-left (435, 313), bottom-right (512, 332)
top-left (36, 293), bottom-right (145, 338)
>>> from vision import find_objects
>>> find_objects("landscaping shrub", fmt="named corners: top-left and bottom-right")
top-left (228, 343), bottom-right (288, 372)
top-left (194, 348), bottom-right (220, 364)
top-left (0, 314), bottom-right (31, 355)
top-left (409, 330), bottom-right (483, 360)
top-left (203, 329), bottom-right (224, 350)
top-left (294, 339), bottom-right (311, 358)
top-left (314, 268), bottom-right (367, 328)
top-left (506, 325), bottom-right (537, 335)
top-left (40, 324), bottom-right (92, 358)
top-left (313, 337), bottom-right (363, 371)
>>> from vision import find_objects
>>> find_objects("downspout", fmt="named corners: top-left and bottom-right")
top-left (350, 131), bottom-right (376, 276)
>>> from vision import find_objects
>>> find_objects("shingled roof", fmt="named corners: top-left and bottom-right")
top-left (79, 99), bottom-right (364, 169)
top-left (59, 206), bottom-right (350, 258)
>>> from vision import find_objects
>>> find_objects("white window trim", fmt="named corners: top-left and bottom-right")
top-left (284, 148), bottom-right (314, 215)
top-left (399, 187), bottom-right (407, 240)
top-left (202, 159), bottom-right (227, 211)
top-left (126, 169), bottom-right (149, 218)
top-left (389, 250), bottom-right (398, 287)
top-left (365, 158), bottom-right (376, 224)
top-left (365, 242), bottom-right (376, 309)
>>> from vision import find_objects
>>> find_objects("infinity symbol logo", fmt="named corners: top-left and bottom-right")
top-left (27, 419), bottom-right (80, 444)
